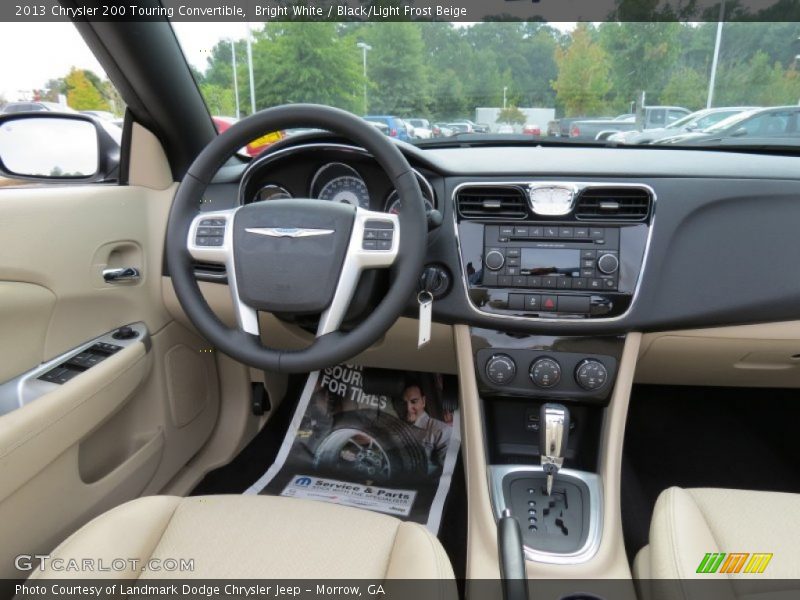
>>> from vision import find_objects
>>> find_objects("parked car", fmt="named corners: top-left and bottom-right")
top-left (432, 123), bottom-right (453, 137)
top-left (406, 118), bottom-right (433, 139)
top-left (570, 106), bottom-right (691, 140)
top-left (555, 115), bottom-right (614, 137)
top-left (522, 123), bottom-right (541, 136)
top-left (368, 120), bottom-right (390, 136)
top-left (496, 124), bottom-right (515, 134)
top-left (1, 101), bottom-right (77, 114)
top-left (607, 107), bottom-right (758, 145)
top-left (446, 122), bottom-right (473, 134)
top-left (80, 110), bottom-right (116, 121)
top-left (656, 106), bottom-right (800, 146)
top-left (211, 116), bottom-right (284, 157)
top-left (363, 115), bottom-right (413, 141)
top-left (462, 119), bottom-right (490, 133)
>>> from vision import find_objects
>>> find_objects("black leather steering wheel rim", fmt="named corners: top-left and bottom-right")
top-left (166, 104), bottom-right (427, 373)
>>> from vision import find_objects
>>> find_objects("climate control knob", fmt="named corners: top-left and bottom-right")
top-left (597, 253), bottom-right (619, 274)
top-left (529, 357), bottom-right (562, 388)
top-left (484, 250), bottom-right (505, 271)
top-left (575, 359), bottom-right (609, 391)
top-left (485, 354), bottom-right (516, 385)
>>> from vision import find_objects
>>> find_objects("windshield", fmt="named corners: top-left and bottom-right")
top-left (702, 109), bottom-right (764, 133)
top-left (171, 21), bottom-right (800, 151)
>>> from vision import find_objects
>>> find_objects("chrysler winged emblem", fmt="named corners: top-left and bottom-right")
top-left (245, 227), bottom-right (334, 238)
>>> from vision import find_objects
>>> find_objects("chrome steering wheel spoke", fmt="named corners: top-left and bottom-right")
top-left (187, 208), bottom-right (260, 336)
top-left (317, 207), bottom-right (400, 336)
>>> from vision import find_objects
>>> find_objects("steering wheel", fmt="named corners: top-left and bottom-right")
top-left (165, 104), bottom-right (427, 373)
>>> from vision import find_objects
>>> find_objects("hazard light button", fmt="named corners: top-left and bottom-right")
top-left (541, 295), bottom-right (557, 312)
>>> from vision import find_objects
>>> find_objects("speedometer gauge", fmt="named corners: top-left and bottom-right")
top-left (318, 175), bottom-right (370, 208)
top-left (254, 184), bottom-right (292, 202)
top-left (384, 192), bottom-right (433, 215)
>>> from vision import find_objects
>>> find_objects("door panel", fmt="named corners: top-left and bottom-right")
top-left (0, 183), bottom-right (220, 578)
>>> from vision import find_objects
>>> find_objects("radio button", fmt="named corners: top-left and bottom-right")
top-left (500, 226), bottom-right (514, 237)
top-left (581, 268), bottom-right (595, 277)
top-left (514, 226), bottom-right (529, 237)
top-left (529, 226), bottom-right (542, 237)
top-left (541, 277), bottom-right (557, 288)
top-left (524, 295), bottom-right (541, 310)
top-left (485, 250), bottom-right (505, 271)
top-left (506, 267), bottom-right (519, 276)
top-left (512, 276), bottom-right (527, 287)
top-left (544, 226), bottom-right (559, 238)
top-left (581, 249), bottom-right (596, 259)
top-left (558, 278), bottom-right (572, 289)
top-left (508, 294), bottom-right (525, 310)
top-left (498, 276), bottom-right (513, 287)
top-left (590, 228), bottom-right (604, 239)
top-left (557, 295), bottom-right (591, 313)
top-left (483, 273), bottom-right (498, 286)
top-left (575, 227), bottom-right (590, 238)
top-left (597, 253), bottom-right (620, 274)
top-left (559, 227), bottom-right (574, 238)
top-left (527, 276), bottom-right (542, 288)
top-left (507, 248), bottom-right (521, 258)
top-left (506, 258), bottom-right (520, 268)
top-left (603, 278), bottom-right (617, 289)
top-left (573, 278), bottom-right (588, 289)
top-left (589, 279), bottom-right (603, 290)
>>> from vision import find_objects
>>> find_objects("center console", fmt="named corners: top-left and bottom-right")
top-left (454, 181), bottom-right (653, 321)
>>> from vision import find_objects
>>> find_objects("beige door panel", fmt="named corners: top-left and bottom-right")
top-left (0, 282), bottom-right (56, 383)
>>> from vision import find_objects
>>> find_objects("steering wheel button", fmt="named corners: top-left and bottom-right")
top-left (362, 239), bottom-right (378, 250)
top-left (198, 236), bottom-right (224, 247)
top-left (378, 230), bottom-right (393, 240)
top-left (364, 219), bottom-right (393, 230)
top-left (364, 229), bottom-right (378, 240)
top-left (377, 240), bottom-right (392, 250)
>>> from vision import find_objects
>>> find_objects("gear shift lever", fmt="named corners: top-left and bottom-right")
top-left (540, 403), bottom-right (570, 496)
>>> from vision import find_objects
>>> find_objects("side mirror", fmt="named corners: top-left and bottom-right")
top-left (0, 113), bottom-right (120, 182)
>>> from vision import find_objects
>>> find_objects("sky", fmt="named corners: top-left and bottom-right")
top-left (0, 21), bottom-right (576, 102)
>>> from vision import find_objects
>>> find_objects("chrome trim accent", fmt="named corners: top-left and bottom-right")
top-left (489, 464), bottom-right (603, 565)
top-left (238, 142), bottom-right (436, 211)
top-left (245, 227), bottom-right (334, 238)
top-left (317, 207), bottom-right (399, 335)
top-left (528, 183), bottom-right (578, 216)
top-left (187, 208), bottom-right (260, 335)
top-left (102, 266), bottom-right (141, 283)
top-left (451, 180), bottom-right (657, 324)
top-left (0, 322), bottom-right (149, 417)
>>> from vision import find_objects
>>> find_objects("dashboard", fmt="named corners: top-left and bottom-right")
top-left (238, 143), bottom-right (436, 214)
top-left (196, 134), bottom-right (800, 339)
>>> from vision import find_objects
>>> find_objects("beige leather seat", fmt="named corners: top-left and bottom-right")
top-left (634, 487), bottom-right (800, 599)
top-left (31, 495), bottom-right (455, 580)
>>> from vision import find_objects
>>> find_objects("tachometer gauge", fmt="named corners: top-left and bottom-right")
top-left (384, 191), bottom-right (434, 215)
top-left (254, 184), bottom-right (292, 202)
top-left (318, 175), bottom-right (370, 208)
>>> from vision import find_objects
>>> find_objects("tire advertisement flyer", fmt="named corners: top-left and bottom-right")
top-left (246, 365), bottom-right (461, 532)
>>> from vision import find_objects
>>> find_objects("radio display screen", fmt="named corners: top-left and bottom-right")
top-left (521, 248), bottom-right (581, 276)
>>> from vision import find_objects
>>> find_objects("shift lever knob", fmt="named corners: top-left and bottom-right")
top-left (540, 403), bottom-right (570, 495)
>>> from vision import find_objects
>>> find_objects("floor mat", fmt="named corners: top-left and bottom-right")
top-left (622, 384), bottom-right (800, 562)
top-left (245, 365), bottom-right (461, 533)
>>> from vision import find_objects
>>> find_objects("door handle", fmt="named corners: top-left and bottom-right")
top-left (102, 267), bottom-right (141, 283)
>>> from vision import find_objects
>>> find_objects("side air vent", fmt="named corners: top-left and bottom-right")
top-left (575, 186), bottom-right (652, 221)
top-left (456, 186), bottom-right (528, 220)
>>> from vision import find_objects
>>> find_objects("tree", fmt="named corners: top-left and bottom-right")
top-left (362, 22), bottom-right (430, 115)
top-left (496, 105), bottom-right (526, 126)
top-left (64, 68), bottom-right (109, 111)
top-left (200, 83), bottom-right (236, 116)
top-left (660, 67), bottom-right (707, 110)
top-left (551, 24), bottom-right (611, 116)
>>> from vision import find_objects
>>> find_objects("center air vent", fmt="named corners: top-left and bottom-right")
top-left (456, 186), bottom-right (528, 220)
top-left (575, 186), bottom-right (651, 221)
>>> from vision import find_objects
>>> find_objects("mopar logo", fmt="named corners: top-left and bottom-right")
top-left (295, 477), bottom-right (312, 486)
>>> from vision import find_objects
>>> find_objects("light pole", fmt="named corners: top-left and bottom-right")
top-left (230, 40), bottom-right (240, 119)
top-left (357, 42), bottom-right (372, 115)
top-left (246, 22), bottom-right (256, 115)
top-left (503, 86), bottom-right (508, 109)
top-left (706, 0), bottom-right (726, 109)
